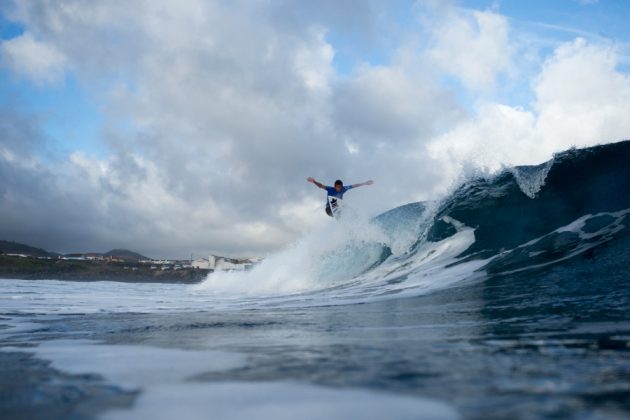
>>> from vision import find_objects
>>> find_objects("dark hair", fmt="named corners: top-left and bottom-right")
top-left (334, 179), bottom-right (343, 187)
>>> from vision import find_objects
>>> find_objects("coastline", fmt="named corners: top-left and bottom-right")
top-left (0, 255), bottom-right (209, 284)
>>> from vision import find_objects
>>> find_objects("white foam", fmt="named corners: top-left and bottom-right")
top-left (193, 214), bottom-right (482, 307)
top-left (101, 381), bottom-right (459, 420)
top-left (195, 211), bottom-right (393, 296)
top-left (0, 279), bottom-right (221, 314)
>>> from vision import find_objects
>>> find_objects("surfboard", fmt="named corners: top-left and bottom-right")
top-left (327, 195), bottom-right (343, 217)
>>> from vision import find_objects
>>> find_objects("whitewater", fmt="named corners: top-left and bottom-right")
top-left (1, 140), bottom-right (630, 419)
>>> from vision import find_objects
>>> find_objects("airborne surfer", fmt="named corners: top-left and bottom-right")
top-left (307, 177), bottom-right (374, 217)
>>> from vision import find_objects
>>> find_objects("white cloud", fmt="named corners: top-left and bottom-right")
top-left (333, 64), bottom-right (462, 145)
top-left (534, 38), bottom-right (630, 147)
top-left (426, 8), bottom-right (512, 90)
top-left (0, 32), bottom-right (67, 84)
top-left (294, 27), bottom-right (335, 92)
top-left (429, 38), bottom-right (630, 174)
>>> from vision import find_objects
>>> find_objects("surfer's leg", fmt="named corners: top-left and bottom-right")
top-left (325, 206), bottom-right (333, 217)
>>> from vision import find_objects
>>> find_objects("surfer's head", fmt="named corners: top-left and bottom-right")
top-left (334, 179), bottom-right (343, 192)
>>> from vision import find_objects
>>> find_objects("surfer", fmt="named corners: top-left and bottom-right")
top-left (307, 177), bottom-right (374, 217)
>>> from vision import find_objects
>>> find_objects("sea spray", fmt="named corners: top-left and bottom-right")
top-left (195, 206), bottom-right (393, 296)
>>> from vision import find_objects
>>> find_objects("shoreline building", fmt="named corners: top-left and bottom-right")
top-left (192, 257), bottom-right (210, 269)
top-left (192, 255), bottom-right (256, 271)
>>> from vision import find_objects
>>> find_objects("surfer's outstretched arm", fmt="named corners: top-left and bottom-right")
top-left (351, 180), bottom-right (374, 188)
top-left (307, 177), bottom-right (327, 190)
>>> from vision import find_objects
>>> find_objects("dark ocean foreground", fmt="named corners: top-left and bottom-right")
top-left (1, 140), bottom-right (629, 419)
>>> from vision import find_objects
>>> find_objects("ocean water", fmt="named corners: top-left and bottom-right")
top-left (1, 141), bottom-right (630, 419)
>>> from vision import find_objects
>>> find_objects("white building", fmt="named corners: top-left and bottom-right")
top-left (209, 255), bottom-right (255, 271)
top-left (192, 258), bottom-right (210, 269)
top-left (191, 254), bottom-right (259, 271)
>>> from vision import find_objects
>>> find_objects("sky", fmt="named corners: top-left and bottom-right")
top-left (1, 0), bottom-right (630, 259)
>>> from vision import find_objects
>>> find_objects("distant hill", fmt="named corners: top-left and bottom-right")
top-left (0, 240), bottom-right (58, 257)
top-left (0, 241), bottom-right (150, 261)
top-left (104, 249), bottom-right (149, 261)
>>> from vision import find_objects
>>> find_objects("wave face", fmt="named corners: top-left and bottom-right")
top-left (198, 140), bottom-right (630, 306)
top-left (428, 139), bottom-right (630, 266)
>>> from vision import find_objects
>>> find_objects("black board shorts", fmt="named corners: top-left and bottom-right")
top-left (325, 205), bottom-right (333, 217)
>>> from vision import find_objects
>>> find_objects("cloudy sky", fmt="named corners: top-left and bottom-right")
top-left (1, 0), bottom-right (630, 258)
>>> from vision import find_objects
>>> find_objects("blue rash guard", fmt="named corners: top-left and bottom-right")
top-left (325, 185), bottom-right (352, 200)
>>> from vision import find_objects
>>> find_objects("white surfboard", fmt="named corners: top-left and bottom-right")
top-left (327, 195), bottom-right (343, 217)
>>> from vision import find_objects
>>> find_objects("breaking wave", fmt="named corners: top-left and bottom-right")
top-left (196, 140), bottom-right (630, 307)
